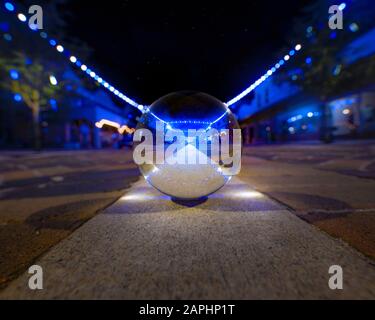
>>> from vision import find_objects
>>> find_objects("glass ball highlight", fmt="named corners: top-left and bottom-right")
top-left (134, 91), bottom-right (241, 199)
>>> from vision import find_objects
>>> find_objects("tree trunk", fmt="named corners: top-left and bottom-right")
top-left (32, 105), bottom-right (42, 151)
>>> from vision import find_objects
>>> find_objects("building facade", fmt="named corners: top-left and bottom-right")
top-left (237, 27), bottom-right (375, 144)
top-left (0, 72), bottom-right (135, 149)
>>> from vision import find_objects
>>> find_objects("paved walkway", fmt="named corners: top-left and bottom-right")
top-left (0, 150), bottom-right (138, 288)
top-left (1, 177), bottom-right (375, 299)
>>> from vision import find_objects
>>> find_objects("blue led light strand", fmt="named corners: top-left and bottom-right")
top-left (4, 1), bottom-right (349, 113)
top-left (226, 44), bottom-right (302, 107)
top-left (225, 2), bottom-right (347, 106)
top-left (2, 1), bottom-right (143, 110)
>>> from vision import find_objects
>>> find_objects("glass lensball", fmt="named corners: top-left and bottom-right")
top-left (134, 91), bottom-right (240, 199)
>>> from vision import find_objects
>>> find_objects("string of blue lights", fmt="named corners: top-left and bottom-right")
top-left (2, 1), bottom-right (144, 112)
top-left (225, 2), bottom-right (347, 106)
top-left (226, 44), bottom-right (302, 106)
top-left (2, 1), bottom-right (347, 112)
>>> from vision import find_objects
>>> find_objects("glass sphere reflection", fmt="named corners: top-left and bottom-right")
top-left (134, 91), bottom-right (240, 199)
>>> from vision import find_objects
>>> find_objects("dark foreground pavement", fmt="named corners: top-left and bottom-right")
top-left (241, 140), bottom-right (375, 260)
top-left (0, 150), bottom-right (139, 288)
top-left (1, 177), bottom-right (375, 299)
top-left (1, 141), bottom-right (375, 298)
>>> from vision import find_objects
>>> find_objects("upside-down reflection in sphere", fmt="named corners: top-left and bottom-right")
top-left (134, 91), bottom-right (241, 199)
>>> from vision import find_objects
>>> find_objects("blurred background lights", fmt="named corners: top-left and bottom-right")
top-left (9, 69), bottom-right (19, 80)
top-left (17, 13), bottom-right (26, 22)
top-left (49, 75), bottom-right (58, 86)
top-left (4, 2), bottom-right (15, 11)
top-left (330, 31), bottom-right (337, 39)
top-left (56, 45), bottom-right (64, 52)
top-left (333, 64), bottom-right (342, 76)
top-left (49, 98), bottom-right (57, 111)
top-left (3, 33), bottom-right (12, 41)
top-left (29, 24), bottom-right (38, 31)
top-left (13, 93), bottom-right (22, 102)
top-left (349, 22), bottom-right (359, 32)
top-left (338, 3), bottom-right (346, 11)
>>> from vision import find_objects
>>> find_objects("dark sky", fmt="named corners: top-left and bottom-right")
top-left (62, 0), bottom-right (313, 106)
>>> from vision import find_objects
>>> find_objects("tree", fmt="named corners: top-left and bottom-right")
top-left (0, 0), bottom-right (94, 149)
top-left (276, 0), bottom-right (375, 142)
top-left (0, 52), bottom-right (63, 150)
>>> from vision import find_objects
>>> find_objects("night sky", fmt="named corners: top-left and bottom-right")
top-left (61, 0), bottom-right (313, 105)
